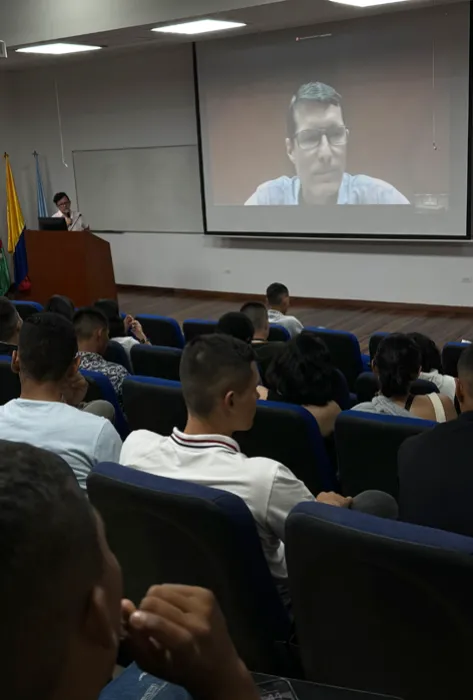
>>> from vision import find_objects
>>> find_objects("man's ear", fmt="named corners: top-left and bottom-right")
top-left (83, 585), bottom-right (119, 652)
top-left (11, 350), bottom-right (20, 375)
top-left (286, 137), bottom-right (296, 166)
top-left (456, 378), bottom-right (465, 405)
top-left (223, 390), bottom-right (235, 411)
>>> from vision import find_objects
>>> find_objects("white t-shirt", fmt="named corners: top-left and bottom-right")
top-left (268, 309), bottom-right (304, 338)
top-left (120, 428), bottom-right (315, 580)
top-left (112, 336), bottom-right (140, 359)
top-left (419, 370), bottom-right (457, 402)
top-left (0, 399), bottom-right (122, 490)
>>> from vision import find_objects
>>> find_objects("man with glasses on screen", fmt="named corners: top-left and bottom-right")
top-left (245, 82), bottom-right (409, 206)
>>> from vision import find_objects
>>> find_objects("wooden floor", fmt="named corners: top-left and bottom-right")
top-left (118, 289), bottom-right (473, 354)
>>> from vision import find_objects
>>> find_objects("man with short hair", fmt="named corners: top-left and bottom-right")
top-left (240, 301), bottom-right (285, 379)
top-left (217, 311), bottom-right (254, 343)
top-left (52, 191), bottom-right (89, 230)
top-left (121, 334), bottom-right (349, 585)
top-left (246, 81), bottom-right (409, 206)
top-left (266, 282), bottom-right (304, 338)
top-left (0, 440), bottom-right (259, 700)
top-left (0, 296), bottom-right (22, 355)
top-left (74, 307), bottom-right (130, 405)
top-left (0, 313), bottom-right (122, 489)
top-left (399, 344), bottom-right (473, 536)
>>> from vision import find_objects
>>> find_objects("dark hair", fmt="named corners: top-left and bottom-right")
top-left (406, 332), bottom-right (442, 373)
top-left (94, 299), bottom-right (124, 339)
top-left (457, 345), bottom-right (473, 392)
top-left (240, 301), bottom-right (268, 334)
top-left (53, 191), bottom-right (70, 205)
top-left (19, 313), bottom-right (78, 382)
top-left (374, 334), bottom-right (422, 398)
top-left (44, 295), bottom-right (75, 321)
top-left (287, 82), bottom-right (342, 138)
top-left (266, 282), bottom-right (289, 307)
top-left (0, 441), bottom-right (102, 700)
top-left (180, 334), bottom-right (256, 417)
top-left (266, 331), bottom-right (334, 406)
top-left (217, 312), bottom-right (254, 344)
top-left (0, 296), bottom-right (19, 343)
top-left (73, 307), bottom-right (108, 340)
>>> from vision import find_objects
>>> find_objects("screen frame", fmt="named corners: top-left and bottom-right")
top-left (193, 7), bottom-right (473, 243)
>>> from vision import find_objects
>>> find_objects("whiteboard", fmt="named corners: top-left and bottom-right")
top-left (73, 146), bottom-right (203, 233)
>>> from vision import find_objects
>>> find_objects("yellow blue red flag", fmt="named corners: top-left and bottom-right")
top-left (4, 153), bottom-right (30, 291)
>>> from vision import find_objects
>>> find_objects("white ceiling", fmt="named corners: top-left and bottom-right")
top-left (2, 0), bottom-right (466, 70)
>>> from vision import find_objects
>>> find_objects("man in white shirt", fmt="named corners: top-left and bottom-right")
top-left (266, 282), bottom-right (304, 338)
top-left (52, 191), bottom-right (89, 231)
top-left (120, 334), bottom-right (348, 584)
top-left (0, 312), bottom-right (122, 489)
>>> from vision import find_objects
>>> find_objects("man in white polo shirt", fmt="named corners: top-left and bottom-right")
top-left (120, 334), bottom-right (348, 586)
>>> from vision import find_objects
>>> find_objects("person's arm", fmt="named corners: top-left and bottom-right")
top-left (131, 319), bottom-right (151, 345)
top-left (122, 585), bottom-right (259, 700)
top-left (266, 463), bottom-right (350, 542)
top-left (94, 420), bottom-right (123, 463)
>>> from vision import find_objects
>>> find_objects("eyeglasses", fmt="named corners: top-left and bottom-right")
top-left (294, 126), bottom-right (348, 151)
top-left (58, 201), bottom-right (71, 207)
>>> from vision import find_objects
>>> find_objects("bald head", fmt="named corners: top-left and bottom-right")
top-left (456, 345), bottom-right (473, 411)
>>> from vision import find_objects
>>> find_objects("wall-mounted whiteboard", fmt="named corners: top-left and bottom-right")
top-left (73, 145), bottom-right (203, 233)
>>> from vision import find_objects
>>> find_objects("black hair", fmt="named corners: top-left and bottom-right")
top-left (406, 332), bottom-right (442, 373)
top-left (73, 307), bottom-right (108, 341)
top-left (240, 301), bottom-right (268, 334)
top-left (0, 296), bottom-right (19, 343)
top-left (0, 440), bottom-right (102, 700)
top-left (93, 299), bottom-right (124, 339)
top-left (287, 82), bottom-right (342, 138)
top-left (19, 312), bottom-right (78, 383)
top-left (217, 312), bottom-right (254, 344)
top-left (53, 191), bottom-right (70, 205)
top-left (44, 295), bottom-right (75, 321)
top-left (457, 345), bottom-right (473, 391)
top-left (266, 282), bottom-right (289, 307)
top-left (374, 334), bottom-right (422, 398)
top-left (266, 331), bottom-right (334, 406)
top-left (180, 334), bottom-right (256, 417)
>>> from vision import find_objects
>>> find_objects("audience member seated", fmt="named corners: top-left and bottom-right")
top-left (216, 312), bottom-right (254, 343)
top-left (0, 296), bottom-right (22, 356)
top-left (94, 299), bottom-right (150, 358)
top-left (0, 440), bottom-right (259, 700)
top-left (398, 345), bottom-right (473, 536)
top-left (353, 334), bottom-right (456, 422)
top-left (0, 313), bottom-right (121, 489)
top-left (266, 282), bottom-right (304, 338)
top-left (74, 307), bottom-right (130, 405)
top-left (407, 331), bottom-right (457, 402)
top-left (240, 301), bottom-right (285, 379)
top-left (259, 332), bottom-right (342, 437)
top-left (120, 334), bottom-right (396, 590)
top-left (44, 294), bottom-right (75, 320)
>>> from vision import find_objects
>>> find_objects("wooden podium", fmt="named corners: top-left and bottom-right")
top-left (24, 229), bottom-right (117, 307)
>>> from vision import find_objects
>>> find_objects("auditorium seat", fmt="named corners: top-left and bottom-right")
top-left (104, 340), bottom-right (133, 373)
top-left (236, 400), bottom-right (336, 494)
top-left (268, 324), bottom-right (290, 342)
top-left (286, 501), bottom-right (473, 699)
top-left (183, 319), bottom-right (218, 343)
top-left (131, 345), bottom-right (182, 381)
top-left (0, 355), bottom-right (20, 405)
top-left (335, 410), bottom-right (434, 499)
top-left (442, 342), bottom-right (466, 377)
top-left (80, 369), bottom-right (129, 439)
top-left (305, 327), bottom-right (369, 390)
top-left (88, 462), bottom-right (292, 674)
top-left (369, 332), bottom-right (389, 362)
top-left (134, 314), bottom-right (184, 349)
top-left (354, 372), bottom-right (439, 404)
top-left (123, 376), bottom-right (186, 435)
top-left (13, 300), bottom-right (43, 320)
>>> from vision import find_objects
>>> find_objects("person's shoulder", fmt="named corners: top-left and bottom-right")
top-left (105, 359), bottom-right (130, 376)
top-left (244, 453), bottom-right (283, 477)
top-left (121, 429), bottom-right (167, 460)
top-left (348, 174), bottom-right (409, 204)
top-left (351, 401), bottom-right (376, 413)
top-left (52, 211), bottom-right (61, 218)
top-left (246, 176), bottom-right (298, 205)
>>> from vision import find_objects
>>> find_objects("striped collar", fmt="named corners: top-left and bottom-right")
top-left (171, 428), bottom-right (240, 454)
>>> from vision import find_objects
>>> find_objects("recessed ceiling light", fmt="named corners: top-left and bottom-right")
top-left (152, 19), bottom-right (246, 36)
top-left (16, 43), bottom-right (103, 55)
top-left (329, 0), bottom-right (410, 6)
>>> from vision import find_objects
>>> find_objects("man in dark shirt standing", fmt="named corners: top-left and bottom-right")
top-left (0, 296), bottom-right (22, 356)
top-left (398, 346), bottom-right (473, 536)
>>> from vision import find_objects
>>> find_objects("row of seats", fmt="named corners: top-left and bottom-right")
top-left (89, 462), bottom-right (473, 698)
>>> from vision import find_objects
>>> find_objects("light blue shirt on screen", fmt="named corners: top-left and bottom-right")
top-left (245, 173), bottom-right (409, 205)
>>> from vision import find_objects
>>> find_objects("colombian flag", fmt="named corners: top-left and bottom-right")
top-left (4, 154), bottom-right (31, 292)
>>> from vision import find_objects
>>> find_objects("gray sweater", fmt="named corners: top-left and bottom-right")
top-left (352, 395), bottom-right (413, 418)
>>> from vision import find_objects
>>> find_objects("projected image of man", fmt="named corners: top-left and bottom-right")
top-left (246, 82), bottom-right (409, 206)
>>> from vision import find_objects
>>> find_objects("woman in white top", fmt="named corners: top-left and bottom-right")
top-left (94, 300), bottom-right (150, 359)
top-left (406, 332), bottom-right (457, 402)
top-left (353, 334), bottom-right (456, 423)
